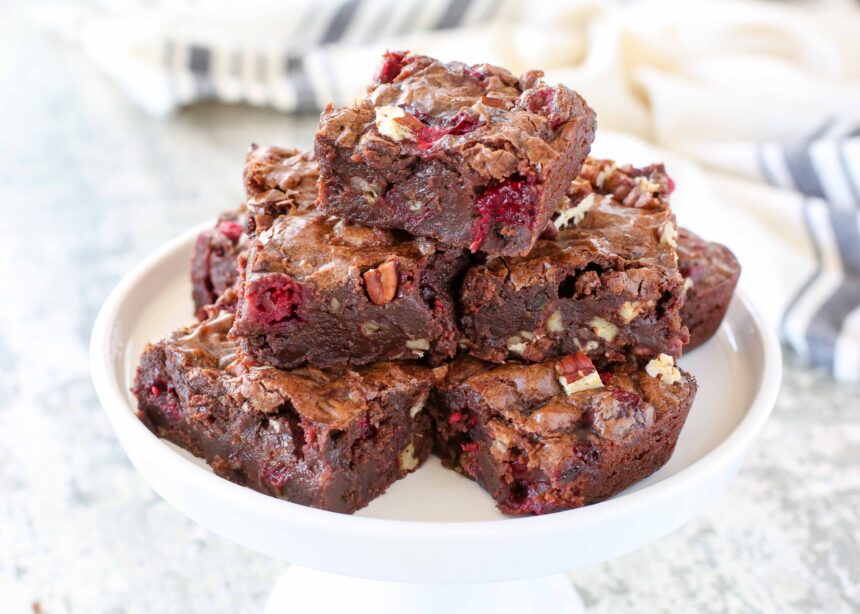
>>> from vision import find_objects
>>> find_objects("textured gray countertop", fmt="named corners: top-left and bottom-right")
top-left (2, 11), bottom-right (859, 614)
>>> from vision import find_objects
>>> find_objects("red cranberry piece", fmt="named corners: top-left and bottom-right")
top-left (150, 385), bottom-right (161, 398)
top-left (667, 175), bottom-right (676, 194)
top-left (598, 371), bottom-right (613, 385)
top-left (217, 220), bottom-right (243, 242)
top-left (470, 178), bottom-right (539, 252)
top-left (522, 87), bottom-right (566, 130)
top-left (612, 390), bottom-right (641, 409)
top-left (446, 110), bottom-right (481, 136)
top-left (449, 412), bottom-right (464, 425)
top-left (303, 425), bottom-right (318, 447)
top-left (374, 50), bottom-right (408, 84)
top-left (358, 414), bottom-right (376, 438)
top-left (466, 415), bottom-right (479, 429)
top-left (262, 462), bottom-right (290, 490)
top-left (464, 67), bottom-right (487, 82)
top-left (416, 125), bottom-right (448, 151)
top-left (245, 274), bottom-right (304, 326)
top-left (461, 441), bottom-right (479, 453)
top-left (159, 384), bottom-right (181, 421)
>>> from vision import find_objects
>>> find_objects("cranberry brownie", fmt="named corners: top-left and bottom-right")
top-left (314, 51), bottom-right (596, 256)
top-left (232, 207), bottom-right (468, 369)
top-left (430, 352), bottom-right (696, 515)
top-left (677, 228), bottom-right (741, 350)
top-left (133, 306), bottom-right (442, 514)
top-left (459, 158), bottom-right (688, 366)
top-left (191, 206), bottom-right (247, 315)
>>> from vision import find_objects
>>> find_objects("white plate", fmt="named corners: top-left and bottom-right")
top-left (90, 135), bottom-right (781, 586)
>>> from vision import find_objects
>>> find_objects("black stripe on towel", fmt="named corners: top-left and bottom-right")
top-left (285, 55), bottom-right (317, 113)
top-left (321, 0), bottom-right (363, 43)
top-left (780, 200), bottom-right (823, 346)
top-left (756, 145), bottom-right (778, 186)
top-left (784, 146), bottom-right (826, 200)
top-left (188, 45), bottom-right (216, 100)
top-left (188, 45), bottom-right (211, 76)
top-left (838, 137), bottom-right (860, 207)
top-left (806, 207), bottom-right (860, 372)
top-left (436, 0), bottom-right (475, 29)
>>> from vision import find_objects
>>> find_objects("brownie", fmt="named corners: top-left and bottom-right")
top-left (243, 145), bottom-right (319, 236)
top-left (429, 352), bottom-right (696, 515)
top-left (191, 206), bottom-right (247, 315)
top-left (459, 158), bottom-right (688, 366)
top-left (232, 206), bottom-right (468, 369)
top-left (132, 306), bottom-right (442, 514)
top-left (314, 51), bottom-right (596, 256)
top-left (677, 228), bottom-right (741, 350)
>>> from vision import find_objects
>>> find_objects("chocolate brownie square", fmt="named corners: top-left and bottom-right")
top-left (191, 206), bottom-right (246, 315)
top-left (314, 51), bottom-right (596, 256)
top-left (232, 207), bottom-right (468, 369)
top-left (677, 228), bottom-right (741, 350)
top-left (429, 352), bottom-right (696, 515)
top-left (459, 158), bottom-right (688, 366)
top-left (191, 145), bottom-right (317, 315)
top-left (133, 306), bottom-right (442, 514)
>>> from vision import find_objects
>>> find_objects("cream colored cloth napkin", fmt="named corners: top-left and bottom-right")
top-left (42, 0), bottom-right (860, 379)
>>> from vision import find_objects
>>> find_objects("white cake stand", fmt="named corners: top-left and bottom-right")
top-left (89, 136), bottom-right (781, 613)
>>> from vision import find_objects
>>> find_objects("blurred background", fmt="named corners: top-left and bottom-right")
top-left (1, 0), bottom-right (859, 612)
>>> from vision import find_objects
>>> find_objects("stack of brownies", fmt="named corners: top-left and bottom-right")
top-left (134, 52), bottom-right (740, 515)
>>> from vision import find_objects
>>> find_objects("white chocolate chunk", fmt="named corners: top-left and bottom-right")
top-left (620, 301), bottom-right (644, 324)
top-left (559, 371), bottom-right (604, 395)
top-left (546, 309), bottom-right (564, 333)
top-left (409, 393), bottom-right (428, 418)
top-left (683, 277), bottom-right (694, 291)
top-left (406, 338), bottom-right (430, 351)
top-left (646, 353), bottom-right (682, 385)
top-left (590, 316), bottom-right (618, 341)
top-left (399, 443), bottom-right (420, 471)
top-left (660, 222), bottom-right (678, 248)
top-left (375, 105), bottom-right (413, 142)
top-left (350, 176), bottom-right (381, 200)
top-left (506, 335), bottom-right (527, 355)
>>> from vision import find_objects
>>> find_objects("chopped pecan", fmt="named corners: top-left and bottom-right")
top-left (363, 259), bottom-right (399, 305)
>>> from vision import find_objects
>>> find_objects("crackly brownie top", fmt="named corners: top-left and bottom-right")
top-left (158, 308), bottom-right (440, 428)
top-left (480, 158), bottom-right (680, 277)
top-left (441, 354), bottom-right (695, 442)
top-left (247, 206), bottom-right (444, 287)
top-left (677, 228), bottom-right (740, 291)
top-left (243, 145), bottom-right (319, 234)
top-left (317, 51), bottom-right (595, 182)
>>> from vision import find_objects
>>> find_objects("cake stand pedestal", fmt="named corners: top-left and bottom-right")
top-left (265, 567), bottom-right (585, 614)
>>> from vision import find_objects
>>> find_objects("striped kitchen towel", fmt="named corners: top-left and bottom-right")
top-left (39, 0), bottom-right (860, 379)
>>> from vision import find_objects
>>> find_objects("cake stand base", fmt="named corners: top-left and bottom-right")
top-left (265, 566), bottom-right (586, 614)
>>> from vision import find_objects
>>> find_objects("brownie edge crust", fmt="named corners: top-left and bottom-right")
top-left (314, 51), bottom-right (596, 256)
top-left (132, 307), bottom-right (443, 514)
top-left (429, 354), bottom-right (696, 515)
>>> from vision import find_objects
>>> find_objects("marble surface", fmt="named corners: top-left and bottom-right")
top-left (2, 9), bottom-right (859, 614)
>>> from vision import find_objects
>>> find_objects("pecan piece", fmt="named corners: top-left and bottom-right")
top-left (555, 352), bottom-right (604, 395)
top-left (363, 259), bottom-right (399, 305)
